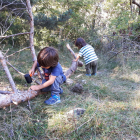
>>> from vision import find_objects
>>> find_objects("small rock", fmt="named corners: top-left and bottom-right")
top-left (71, 83), bottom-right (83, 93)
top-left (67, 108), bottom-right (86, 117)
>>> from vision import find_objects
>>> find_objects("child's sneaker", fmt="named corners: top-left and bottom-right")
top-left (85, 74), bottom-right (91, 76)
top-left (59, 88), bottom-right (63, 94)
top-left (44, 95), bottom-right (61, 105)
top-left (91, 73), bottom-right (96, 76)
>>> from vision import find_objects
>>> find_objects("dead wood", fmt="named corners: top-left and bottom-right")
top-left (0, 90), bottom-right (40, 108)
top-left (6, 60), bottom-right (41, 85)
top-left (0, 51), bottom-right (17, 93)
top-left (66, 44), bottom-right (83, 67)
top-left (0, 90), bottom-right (13, 94)
top-left (26, 0), bottom-right (37, 62)
top-left (0, 32), bottom-right (30, 39)
top-left (0, 55), bottom-right (79, 108)
top-left (64, 61), bottom-right (78, 79)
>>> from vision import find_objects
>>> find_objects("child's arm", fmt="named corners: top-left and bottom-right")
top-left (30, 75), bottom-right (56, 91)
top-left (29, 60), bottom-right (37, 76)
top-left (74, 54), bottom-right (80, 62)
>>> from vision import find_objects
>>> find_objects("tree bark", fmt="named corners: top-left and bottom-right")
top-left (0, 90), bottom-right (13, 94)
top-left (26, 0), bottom-right (37, 61)
top-left (0, 59), bottom-right (78, 108)
top-left (64, 61), bottom-right (78, 78)
top-left (0, 90), bottom-right (40, 108)
top-left (0, 51), bottom-right (17, 93)
top-left (66, 44), bottom-right (83, 67)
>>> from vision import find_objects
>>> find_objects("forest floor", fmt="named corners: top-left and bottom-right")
top-left (0, 47), bottom-right (140, 139)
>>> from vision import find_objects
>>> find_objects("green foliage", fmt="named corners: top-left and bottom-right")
top-left (104, 0), bottom-right (139, 34)
top-left (34, 9), bottom-right (72, 30)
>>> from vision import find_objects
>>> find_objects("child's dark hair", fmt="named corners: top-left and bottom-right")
top-left (37, 47), bottom-right (59, 67)
top-left (75, 38), bottom-right (87, 49)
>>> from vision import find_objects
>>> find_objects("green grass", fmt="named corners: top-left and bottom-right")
top-left (0, 46), bottom-right (140, 139)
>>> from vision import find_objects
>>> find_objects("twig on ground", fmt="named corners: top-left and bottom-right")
top-left (68, 109), bottom-right (98, 135)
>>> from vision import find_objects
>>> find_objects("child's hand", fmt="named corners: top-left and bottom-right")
top-left (29, 68), bottom-right (35, 76)
top-left (73, 59), bottom-right (77, 62)
top-left (30, 85), bottom-right (41, 90)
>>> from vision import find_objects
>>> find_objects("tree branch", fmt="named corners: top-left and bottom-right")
top-left (26, 0), bottom-right (37, 62)
top-left (66, 44), bottom-right (83, 67)
top-left (132, 0), bottom-right (140, 15)
top-left (0, 32), bottom-right (30, 39)
top-left (6, 61), bottom-right (41, 85)
top-left (0, 90), bottom-right (13, 94)
top-left (0, 0), bottom-right (17, 10)
top-left (0, 51), bottom-right (17, 93)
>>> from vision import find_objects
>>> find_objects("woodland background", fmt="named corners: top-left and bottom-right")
top-left (0, 0), bottom-right (140, 139)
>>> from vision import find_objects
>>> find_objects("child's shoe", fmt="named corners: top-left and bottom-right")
top-left (91, 73), bottom-right (96, 76)
top-left (85, 74), bottom-right (91, 76)
top-left (44, 94), bottom-right (61, 105)
top-left (59, 88), bottom-right (63, 94)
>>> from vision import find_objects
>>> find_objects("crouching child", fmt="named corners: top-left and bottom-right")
top-left (29, 47), bottom-right (66, 105)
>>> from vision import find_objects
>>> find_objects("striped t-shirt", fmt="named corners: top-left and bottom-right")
top-left (78, 44), bottom-right (98, 65)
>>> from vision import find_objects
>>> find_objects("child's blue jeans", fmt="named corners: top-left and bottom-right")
top-left (41, 75), bottom-right (64, 96)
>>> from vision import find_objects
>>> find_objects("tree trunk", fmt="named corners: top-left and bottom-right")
top-left (26, 0), bottom-right (37, 61)
top-left (64, 61), bottom-right (78, 78)
top-left (0, 90), bottom-right (40, 108)
top-left (0, 60), bottom-right (78, 108)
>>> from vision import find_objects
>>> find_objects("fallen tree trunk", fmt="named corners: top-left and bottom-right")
top-left (0, 90), bottom-right (40, 108)
top-left (64, 61), bottom-right (78, 79)
top-left (0, 60), bottom-right (78, 108)
top-left (0, 90), bottom-right (13, 94)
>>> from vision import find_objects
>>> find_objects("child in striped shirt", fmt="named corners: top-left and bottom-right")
top-left (74, 38), bottom-right (98, 76)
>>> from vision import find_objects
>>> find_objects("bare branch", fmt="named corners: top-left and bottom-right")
top-left (6, 61), bottom-right (25, 76)
top-left (5, 47), bottom-right (30, 58)
top-left (0, 0), bottom-right (17, 10)
top-left (0, 51), bottom-right (17, 93)
top-left (4, 8), bottom-right (26, 28)
top-left (0, 32), bottom-right (30, 39)
top-left (132, 0), bottom-right (140, 15)
top-left (68, 109), bottom-right (98, 135)
top-left (6, 60), bottom-right (41, 85)
top-left (132, 0), bottom-right (140, 7)
top-left (66, 44), bottom-right (83, 67)
top-left (0, 90), bottom-right (13, 94)
top-left (2, 11), bottom-right (26, 36)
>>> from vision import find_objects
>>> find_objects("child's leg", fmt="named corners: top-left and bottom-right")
top-left (44, 75), bottom-right (63, 105)
top-left (51, 75), bottom-right (63, 96)
top-left (91, 60), bottom-right (97, 75)
top-left (85, 63), bottom-right (91, 74)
